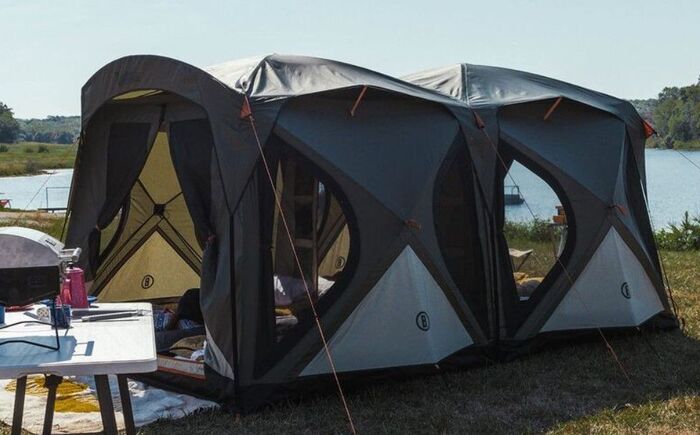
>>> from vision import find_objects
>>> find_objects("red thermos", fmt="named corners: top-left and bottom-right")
top-left (60, 278), bottom-right (72, 305)
top-left (67, 266), bottom-right (89, 308)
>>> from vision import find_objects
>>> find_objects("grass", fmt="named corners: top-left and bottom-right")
top-left (0, 142), bottom-right (76, 176)
top-left (1, 215), bottom-right (699, 434)
top-left (142, 238), bottom-right (700, 434)
top-left (0, 210), bottom-right (65, 238)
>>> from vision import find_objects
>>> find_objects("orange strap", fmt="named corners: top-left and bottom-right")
top-left (642, 120), bottom-right (656, 138)
top-left (543, 97), bottom-right (563, 121)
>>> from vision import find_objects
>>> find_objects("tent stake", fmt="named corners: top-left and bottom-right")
top-left (349, 86), bottom-right (368, 117)
top-left (543, 97), bottom-right (563, 121)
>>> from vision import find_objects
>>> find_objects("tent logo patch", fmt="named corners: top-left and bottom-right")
top-left (416, 311), bottom-right (430, 331)
top-left (335, 256), bottom-right (346, 269)
top-left (141, 274), bottom-right (155, 289)
top-left (621, 282), bottom-right (631, 299)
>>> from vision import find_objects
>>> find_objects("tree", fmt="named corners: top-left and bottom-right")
top-left (0, 101), bottom-right (20, 143)
top-left (652, 80), bottom-right (700, 146)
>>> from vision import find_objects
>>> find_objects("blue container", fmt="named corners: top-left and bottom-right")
top-left (50, 305), bottom-right (72, 329)
top-left (0, 305), bottom-right (5, 325)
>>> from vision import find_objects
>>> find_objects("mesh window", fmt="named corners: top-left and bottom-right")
top-left (503, 160), bottom-right (569, 301)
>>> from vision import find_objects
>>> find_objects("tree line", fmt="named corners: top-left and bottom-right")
top-left (630, 75), bottom-right (700, 149)
top-left (4, 76), bottom-right (700, 148)
top-left (0, 101), bottom-right (79, 144)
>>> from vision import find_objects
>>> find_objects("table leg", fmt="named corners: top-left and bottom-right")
top-left (94, 375), bottom-right (118, 435)
top-left (117, 375), bottom-right (136, 435)
top-left (42, 375), bottom-right (63, 435)
top-left (11, 376), bottom-right (27, 435)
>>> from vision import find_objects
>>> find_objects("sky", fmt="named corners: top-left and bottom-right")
top-left (1, 0), bottom-right (699, 119)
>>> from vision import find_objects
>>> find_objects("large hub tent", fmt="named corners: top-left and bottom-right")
top-left (65, 55), bottom-right (677, 410)
top-left (404, 64), bottom-right (677, 339)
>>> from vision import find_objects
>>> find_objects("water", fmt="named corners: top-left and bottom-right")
top-left (0, 169), bottom-right (73, 210)
top-left (0, 150), bottom-right (698, 227)
top-left (505, 149), bottom-right (700, 228)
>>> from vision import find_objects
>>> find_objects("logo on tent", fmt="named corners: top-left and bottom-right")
top-left (621, 282), bottom-right (631, 299)
top-left (416, 311), bottom-right (430, 331)
top-left (141, 275), bottom-right (155, 289)
top-left (335, 256), bottom-right (346, 269)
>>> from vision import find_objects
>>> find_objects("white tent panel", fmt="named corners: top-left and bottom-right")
top-left (300, 246), bottom-right (472, 376)
top-left (541, 228), bottom-right (664, 332)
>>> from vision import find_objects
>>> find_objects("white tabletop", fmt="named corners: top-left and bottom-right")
top-left (0, 303), bottom-right (157, 379)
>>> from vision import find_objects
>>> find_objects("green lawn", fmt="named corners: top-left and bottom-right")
top-left (143, 244), bottom-right (700, 434)
top-left (0, 142), bottom-right (76, 176)
top-left (1, 214), bottom-right (699, 434)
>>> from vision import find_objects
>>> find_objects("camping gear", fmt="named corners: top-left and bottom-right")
top-left (0, 227), bottom-right (81, 307)
top-left (0, 228), bottom-right (82, 352)
top-left (504, 185), bottom-right (525, 205)
top-left (67, 266), bottom-right (88, 308)
top-left (153, 308), bottom-right (176, 331)
top-left (0, 302), bottom-right (157, 435)
top-left (509, 248), bottom-right (533, 272)
top-left (81, 311), bottom-right (142, 322)
top-left (49, 303), bottom-right (72, 328)
top-left (60, 278), bottom-right (72, 305)
top-left (64, 54), bottom-right (677, 411)
top-left (0, 227), bottom-right (64, 307)
top-left (36, 306), bottom-right (51, 323)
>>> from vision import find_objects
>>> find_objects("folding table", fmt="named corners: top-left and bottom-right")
top-left (0, 302), bottom-right (157, 435)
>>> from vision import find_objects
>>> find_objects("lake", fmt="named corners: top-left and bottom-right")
top-left (506, 149), bottom-right (700, 228)
top-left (0, 149), bottom-right (698, 228)
top-left (0, 169), bottom-right (73, 211)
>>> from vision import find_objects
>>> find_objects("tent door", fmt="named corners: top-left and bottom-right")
top-left (93, 118), bottom-right (203, 302)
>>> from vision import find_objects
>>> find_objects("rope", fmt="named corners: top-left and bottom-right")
top-left (638, 172), bottom-right (683, 330)
top-left (642, 140), bottom-right (700, 329)
top-left (672, 148), bottom-right (700, 173)
top-left (474, 113), bottom-right (632, 383)
top-left (7, 169), bottom-right (56, 227)
top-left (242, 96), bottom-right (357, 434)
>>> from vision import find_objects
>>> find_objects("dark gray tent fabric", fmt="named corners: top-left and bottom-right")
top-left (403, 63), bottom-right (649, 180)
top-left (404, 63), bottom-right (672, 338)
top-left (65, 54), bottom-right (676, 411)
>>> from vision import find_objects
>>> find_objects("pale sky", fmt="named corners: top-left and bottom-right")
top-left (1, 0), bottom-right (699, 119)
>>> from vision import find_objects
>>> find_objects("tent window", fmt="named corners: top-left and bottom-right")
top-left (503, 160), bottom-right (569, 301)
top-left (260, 148), bottom-right (354, 345)
top-left (433, 142), bottom-right (487, 331)
top-left (271, 163), bottom-right (350, 341)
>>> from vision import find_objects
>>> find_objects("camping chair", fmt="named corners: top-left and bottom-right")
top-left (509, 248), bottom-right (533, 272)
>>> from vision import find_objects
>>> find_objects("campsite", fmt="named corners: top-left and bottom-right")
top-left (0, 210), bottom-right (698, 433)
top-left (2, 2), bottom-right (700, 434)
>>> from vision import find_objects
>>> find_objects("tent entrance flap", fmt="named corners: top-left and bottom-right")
top-left (91, 106), bottom-right (207, 302)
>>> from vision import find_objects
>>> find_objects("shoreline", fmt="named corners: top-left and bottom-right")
top-left (0, 167), bottom-right (73, 178)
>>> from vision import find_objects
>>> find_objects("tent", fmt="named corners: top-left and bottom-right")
top-left (403, 64), bottom-right (677, 338)
top-left (65, 55), bottom-right (677, 410)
